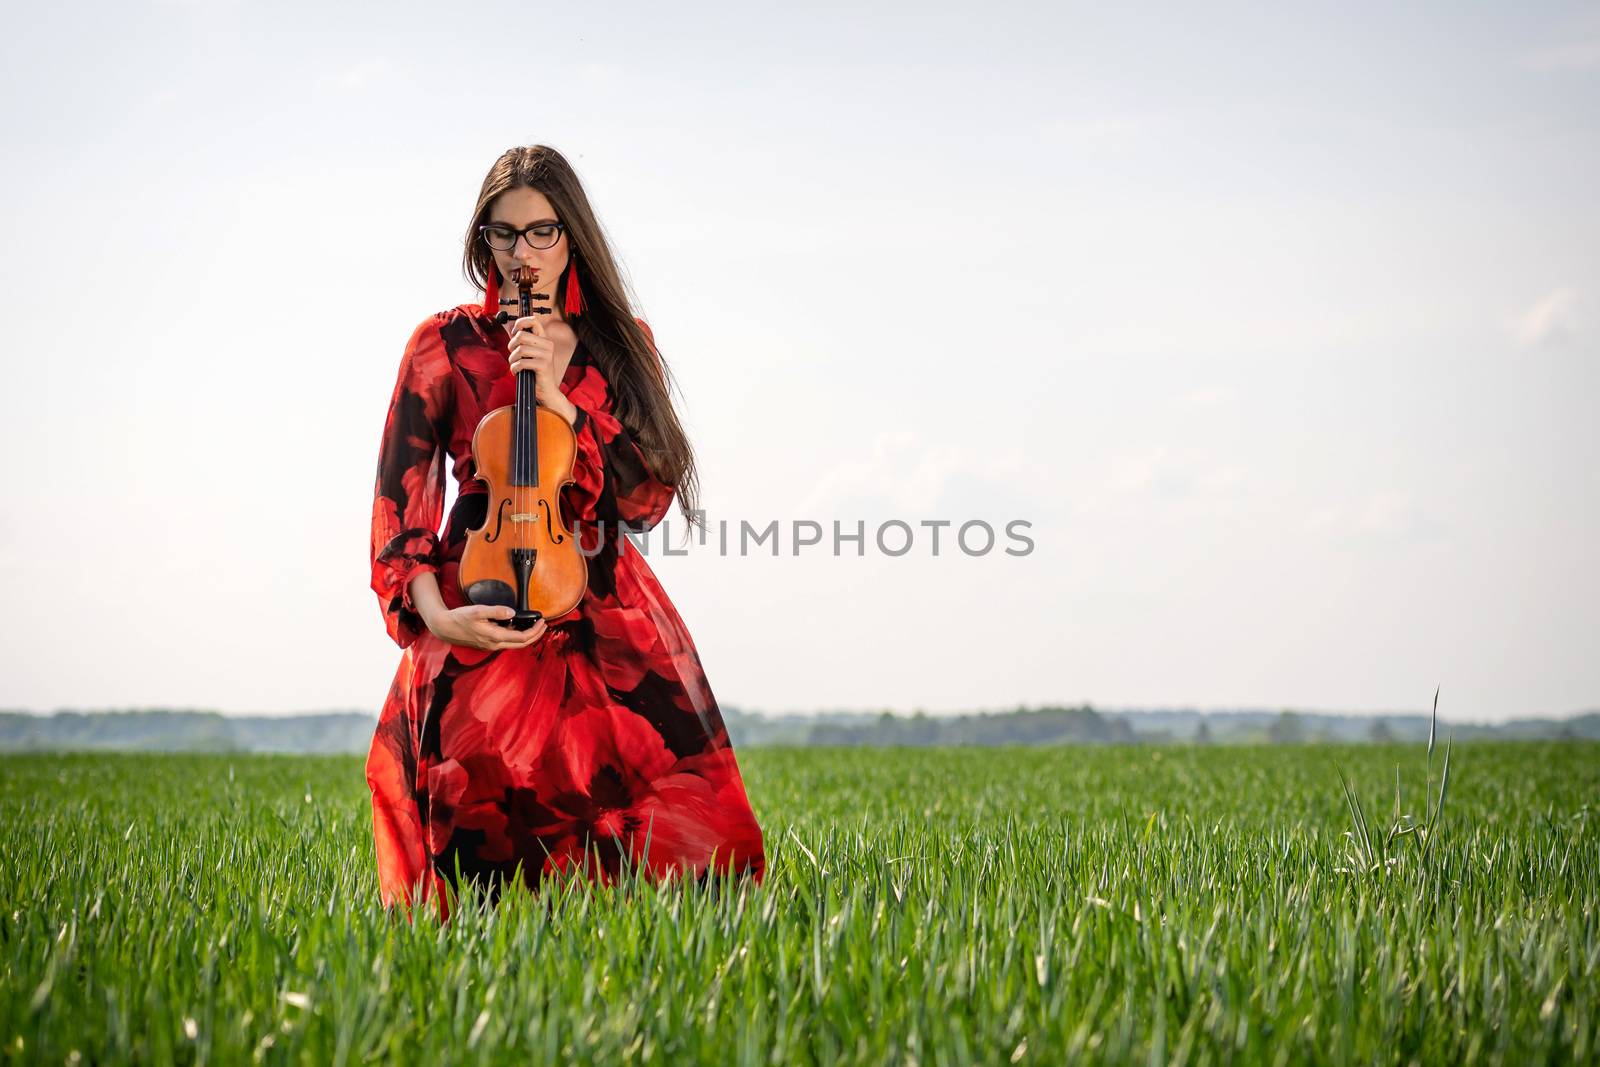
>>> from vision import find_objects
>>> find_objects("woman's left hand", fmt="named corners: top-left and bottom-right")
top-left (506, 315), bottom-right (578, 424)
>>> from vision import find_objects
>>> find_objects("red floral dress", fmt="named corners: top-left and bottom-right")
top-left (365, 303), bottom-right (766, 920)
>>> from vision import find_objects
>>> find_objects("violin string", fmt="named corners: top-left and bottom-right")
top-left (512, 307), bottom-right (524, 614)
top-left (517, 319), bottom-right (527, 565)
top-left (518, 291), bottom-right (530, 612)
top-left (522, 410), bottom-right (528, 601)
top-left (509, 283), bottom-right (558, 619)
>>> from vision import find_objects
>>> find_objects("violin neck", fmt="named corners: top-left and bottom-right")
top-left (512, 370), bottom-right (541, 488)
top-left (509, 284), bottom-right (549, 488)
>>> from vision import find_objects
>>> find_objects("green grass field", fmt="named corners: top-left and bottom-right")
top-left (2, 741), bottom-right (1595, 1065)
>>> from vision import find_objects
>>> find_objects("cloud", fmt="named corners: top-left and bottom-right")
top-left (1509, 286), bottom-right (1586, 350)
top-left (1036, 114), bottom-right (1155, 148)
top-left (579, 62), bottom-right (625, 86)
top-left (1305, 490), bottom-right (1447, 545)
top-left (1095, 445), bottom-right (1247, 508)
top-left (795, 430), bottom-right (1052, 518)
top-left (1104, 447), bottom-right (1176, 496)
top-left (336, 60), bottom-right (392, 91)
top-left (1519, 40), bottom-right (1600, 71)
top-left (1173, 385), bottom-right (1233, 410)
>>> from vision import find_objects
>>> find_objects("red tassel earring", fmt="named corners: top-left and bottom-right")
top-left (563, 255), bottom-right (585, 317)
top-left (482, 261), bottom-right (501, 319)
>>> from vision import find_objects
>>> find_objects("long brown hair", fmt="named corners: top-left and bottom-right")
top-left (461, 144), bottom-right (701, 530)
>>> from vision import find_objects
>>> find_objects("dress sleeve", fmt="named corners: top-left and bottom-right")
top-left (371, 315), bottom-right (453, 648)
top-left (561, 318), bottom-right (677, 534)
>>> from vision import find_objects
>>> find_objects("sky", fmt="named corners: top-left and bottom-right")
top-left (1, 1), bottom-right (1595, 723)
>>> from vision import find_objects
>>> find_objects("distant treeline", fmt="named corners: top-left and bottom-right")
top-left (1, 704), bottom-right (1595, 754)
top-left (0, 710), bottom-right (375, 755)
top-left (723, 705), bottom-right (1600, 747)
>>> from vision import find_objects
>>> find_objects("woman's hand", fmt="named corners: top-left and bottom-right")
top-left (507, 315), bottom-right (578, 423)
top-left (425, 603), bottom-right (549, 651)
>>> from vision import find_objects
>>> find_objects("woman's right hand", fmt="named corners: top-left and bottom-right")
top-left (425, 604), bottom-right (549, 650)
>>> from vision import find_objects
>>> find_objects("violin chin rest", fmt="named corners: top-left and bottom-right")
top-left (465, 579), bottom-right (545, 630)
top-left (465, 579), bottom-right (517, 610)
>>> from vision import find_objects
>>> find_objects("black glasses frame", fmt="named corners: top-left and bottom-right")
top-left (478, 221), bottom-right (566, 251)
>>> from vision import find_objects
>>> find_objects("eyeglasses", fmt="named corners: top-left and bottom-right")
top-left (478, 221), bottom-right (566, 251)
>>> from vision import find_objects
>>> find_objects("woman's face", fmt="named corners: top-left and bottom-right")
top-left (484, 186), bottom-right (569, 308)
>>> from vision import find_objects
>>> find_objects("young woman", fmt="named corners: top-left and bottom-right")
top-left (365, 144), bottom-right (766, 920)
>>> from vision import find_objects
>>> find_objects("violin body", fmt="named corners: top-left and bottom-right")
top-left (457, 273), bottom-right (588, 628)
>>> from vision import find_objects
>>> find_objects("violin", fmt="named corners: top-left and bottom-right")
top-left (458, 266), bottom-right (588, 629)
